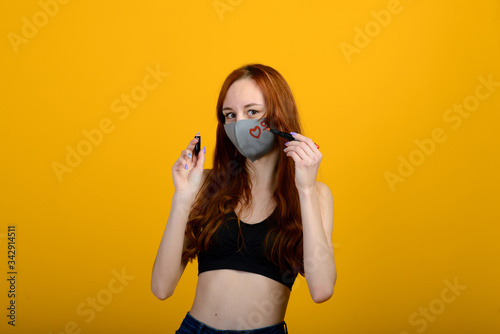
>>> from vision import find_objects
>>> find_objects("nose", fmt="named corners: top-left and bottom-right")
top-left (235, 112), bottom-right (246, 122)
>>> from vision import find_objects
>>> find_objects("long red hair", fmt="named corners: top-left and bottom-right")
top-left (182, 64), bottom-right (304, 277)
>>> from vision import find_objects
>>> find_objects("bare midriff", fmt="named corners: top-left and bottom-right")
top-left (189, 269), bottom-right (290, 331)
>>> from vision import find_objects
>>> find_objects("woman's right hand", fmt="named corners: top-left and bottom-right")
top-left (172, 133), bottom-right (206, 197)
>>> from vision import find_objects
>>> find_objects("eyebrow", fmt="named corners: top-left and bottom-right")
top-left (222, 103), bottom-right (263, 111)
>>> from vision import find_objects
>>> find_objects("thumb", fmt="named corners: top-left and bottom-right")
top-left (195, 146), bottom-right (206, 171)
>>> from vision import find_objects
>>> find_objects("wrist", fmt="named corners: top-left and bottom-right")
top-left (297, 185), bottom-right (316, 197)
top-left (172, 191), bottom-right (197, 209)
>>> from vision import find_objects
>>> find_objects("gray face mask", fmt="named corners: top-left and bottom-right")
top-left (224, 118), bottom-right (275, 162)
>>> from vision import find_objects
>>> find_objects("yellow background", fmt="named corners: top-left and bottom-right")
top-left (1, 0), bottom-right (499, 333)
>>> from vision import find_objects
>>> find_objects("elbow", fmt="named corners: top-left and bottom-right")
top-left (151, 281), bottom-right (174, 301)
top-left (310, 274), bottom-right (336, 304)
top-left (311, 284), bottom-right (334, 304)
top-left (152, 289), bottom-right (172, 301)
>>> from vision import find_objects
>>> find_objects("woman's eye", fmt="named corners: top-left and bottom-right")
top-left (248, 110), bottom-right (258, 116)
top-left (225, 112), bottom-right (235, 119)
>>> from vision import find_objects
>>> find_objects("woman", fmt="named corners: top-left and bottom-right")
top-left (151, 64), bottom-right (336, 333)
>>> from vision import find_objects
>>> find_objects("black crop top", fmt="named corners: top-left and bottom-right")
top-left (197, 211), bottom-right (298, 290)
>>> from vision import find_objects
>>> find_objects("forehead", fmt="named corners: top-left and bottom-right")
top-left (223, 78), bottom-right (265, 108)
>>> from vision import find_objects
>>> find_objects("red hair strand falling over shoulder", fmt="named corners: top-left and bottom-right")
top-left (182, 64), bottom-right (304, 277)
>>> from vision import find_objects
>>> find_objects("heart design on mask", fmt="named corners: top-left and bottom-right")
top-left (249, 126), bottom-right (261, 138)
top-left (260, 120), bottom-right (267, 128)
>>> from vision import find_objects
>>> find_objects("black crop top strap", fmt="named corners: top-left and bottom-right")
top-left (197, 211), bottom-right (298, 290)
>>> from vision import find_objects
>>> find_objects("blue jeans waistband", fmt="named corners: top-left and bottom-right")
top-left (175, 311), bottom-right (288, 334)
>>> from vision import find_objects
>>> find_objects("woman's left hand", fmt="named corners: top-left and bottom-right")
top-left (283, 132), bottom-right (322, 192)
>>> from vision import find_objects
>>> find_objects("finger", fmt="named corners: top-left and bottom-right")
top-left (286, 143), bottom-right (310, 161)
top-left (189, 146), bottom-right (201, 168)
top-left (285, 140), bottom-right (315, 158)
top-left (186, 135), bottom-right (200, 151)
top-left (298, 141), bottom-right (316, 158)
top-left (290, 132), bottom-right (320, 152)
top-left (182, 133), bottom-right (201, 164)
top-left (285, 150), bottom-right (301, 163)
top-left (182, 149), bottom-right (194, 162)
top-left (194, 146), bottom-right (206, 171)
top-left (173, 155), bottom-right (189, 171)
